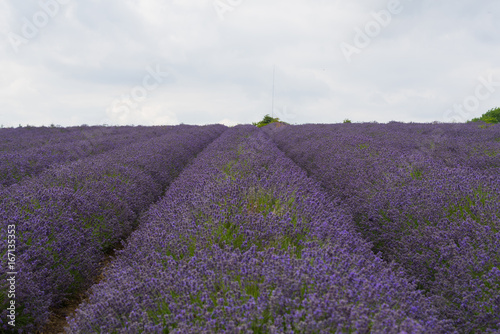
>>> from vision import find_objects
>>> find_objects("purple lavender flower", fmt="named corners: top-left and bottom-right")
top-left (269, 122), bottom-right (500, 332)
top-left (66, 125), bottom-right (455, 333)
top-left (0, 125), bottom-right (226, 333)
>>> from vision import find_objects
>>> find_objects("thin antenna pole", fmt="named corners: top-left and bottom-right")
top-left (272, 65), bottom-right (275, 118)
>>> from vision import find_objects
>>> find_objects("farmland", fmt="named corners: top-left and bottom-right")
top-left (1, 123), bottom-right (499, 333)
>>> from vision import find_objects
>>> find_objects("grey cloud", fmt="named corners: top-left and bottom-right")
top-left (1, 0), bottom-right (500, 126)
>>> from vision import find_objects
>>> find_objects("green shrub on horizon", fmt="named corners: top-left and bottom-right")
top-left (252, 114), bottom-right (284, 128)
top-left (470, 107), bottom-right (500, 124)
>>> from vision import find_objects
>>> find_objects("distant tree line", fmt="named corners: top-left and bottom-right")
top-left (252, 108), bottom-right (500, 127)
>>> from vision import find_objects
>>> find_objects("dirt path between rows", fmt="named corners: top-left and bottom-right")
top-left (38, 243), bottom-right (124, 334)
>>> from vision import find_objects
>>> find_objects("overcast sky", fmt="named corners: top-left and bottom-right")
top-left (1, 0), bottom-right (499, 127)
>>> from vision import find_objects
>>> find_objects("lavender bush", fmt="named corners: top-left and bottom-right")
top-left (0, 125), bottom-right (226, 333)
top-left (0, 126), bottom-right (88, 153)
top-left (66, 126), bottom-right (455, 333)
top-left (0, 125), bottom-right (177, 187)
top-left (268, 123), bottom-right (500, 332)
top-left (0, 125), bottom-right (173, 153)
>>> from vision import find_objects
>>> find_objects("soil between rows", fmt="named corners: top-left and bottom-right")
top-left (39, 242), bottom-right (125, 334)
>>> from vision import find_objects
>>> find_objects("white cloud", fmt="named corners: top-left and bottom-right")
top-left (1, 0), bottom-right (500, 126)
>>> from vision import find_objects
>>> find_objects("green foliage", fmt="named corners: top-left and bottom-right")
top-left (470, 107), bottom-right (500, 124)
top-left (252, 114), bottom-right (282, 128)
top-left (410, 168), bottom-right (423, 180)
top-left (343, 119), bottom-right (352, 123)
top-left (147, 299), bottom-right (176, 333)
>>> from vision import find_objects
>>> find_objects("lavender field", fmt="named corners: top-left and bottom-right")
top-left (1, 123), bottom-right (499, 333)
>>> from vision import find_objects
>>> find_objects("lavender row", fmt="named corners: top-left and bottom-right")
top-left (67, 125), bottom-right (454, 333)
top-left (0, 126), bottom-right (177, 187)
top-left (359, 122), bottom-right (500, 169)
top-left (268, 123), bottom-right (500, 332)
top-left (0, 125), bottom-right (226, 333)
top-left (0, 125), bottom-right (165, 153)
top-left (0, 126), bottom-right (89, 153)
top-left (263, 122), bottom-right (500, 170)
